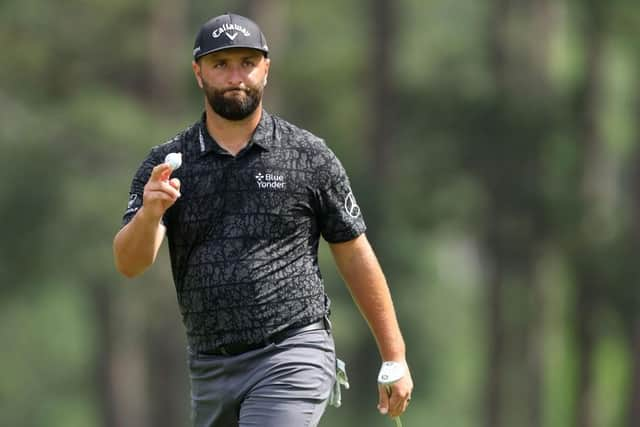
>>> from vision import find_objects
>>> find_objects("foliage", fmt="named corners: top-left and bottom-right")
top-left (1, 0), bottom-right (639, 426)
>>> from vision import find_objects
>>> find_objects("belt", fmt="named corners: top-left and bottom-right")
top-left (201, 318), bottom-right (328, 357)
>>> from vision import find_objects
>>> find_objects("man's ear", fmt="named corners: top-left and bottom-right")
top-left (192, 60), bottom-right (204, 89)
top-left (263, 57), bottom-right (270, 87)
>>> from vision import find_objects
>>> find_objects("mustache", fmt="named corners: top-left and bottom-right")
top-left (223, 87), bottom-right (249, 94)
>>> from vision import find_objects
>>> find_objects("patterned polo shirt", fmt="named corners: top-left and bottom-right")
top-left (121, 110), bottom-right (366, 353)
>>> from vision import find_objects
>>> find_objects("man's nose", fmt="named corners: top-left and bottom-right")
top-left (226, 65), bottom-right (245, 86)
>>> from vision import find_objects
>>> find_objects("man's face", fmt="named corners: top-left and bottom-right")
top-left (193, 48), bottom-right (270, 121)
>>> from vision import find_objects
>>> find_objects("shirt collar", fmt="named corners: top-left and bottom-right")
top-left (197, 110), bottom-right (274, 157)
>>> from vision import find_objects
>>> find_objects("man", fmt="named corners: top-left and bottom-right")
top-left (113, 12), bottom-right (412, 427)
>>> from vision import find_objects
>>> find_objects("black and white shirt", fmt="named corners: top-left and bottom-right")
top-left (122, 111), bottom-right (366, 353)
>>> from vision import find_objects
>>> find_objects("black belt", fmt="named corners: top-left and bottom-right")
top-left (201, 319), bottom-right (328, 357)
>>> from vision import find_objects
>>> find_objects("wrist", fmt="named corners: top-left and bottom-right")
top-left (136, 205), bottom-right (163, 226)
top-left (380, 346), bottom-right (406, 363)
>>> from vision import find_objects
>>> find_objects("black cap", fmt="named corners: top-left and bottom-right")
top-left (193, 13), bottom-right (269, 60)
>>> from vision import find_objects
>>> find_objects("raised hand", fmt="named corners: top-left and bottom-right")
top-left (141, 163), bottom-right (181, 221)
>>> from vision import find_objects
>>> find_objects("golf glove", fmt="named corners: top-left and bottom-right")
top-left (328, 358), bottom-right (350, 408)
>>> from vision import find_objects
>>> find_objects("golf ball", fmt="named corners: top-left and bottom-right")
top-left (165, 152), bottom-right (182, 170)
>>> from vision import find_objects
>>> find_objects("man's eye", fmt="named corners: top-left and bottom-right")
top-left (214, 62), bottom-right (226, 68)
top-left (243, 61), bottom-right (256, 67)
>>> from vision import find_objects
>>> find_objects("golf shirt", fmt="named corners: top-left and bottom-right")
top-left (121, 110), bottom-right (366, 353)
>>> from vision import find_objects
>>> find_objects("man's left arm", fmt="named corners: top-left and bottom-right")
top-left (329, 234), bottom-right (414, 418)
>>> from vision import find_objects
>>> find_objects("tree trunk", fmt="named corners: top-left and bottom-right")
top-left (148, 0), bottom-right (187, 114)
top-left (336, 1), bottom-right (398, 424)
top-left (574, 2), bottom-right (606, 426)
top-left (92, 282), bottom-right (149, 427)
top-left (484, 2), bottom-right (511, 426)
top-left (368, 0), bottom-right (395, 183)
top-left (145, 2), bottom-right (191, 425)
top-left (145, 306), bottom-right (189, 427)
top-left (484, 228), bottom-right (506, 427)
top-left (246, 0), bottom-right (288, 113)
top-left (93, 283), bottom-right (117, 427)
top-left (521, 3), bottom-right (556, 426)
top-left (489, 0), bottom-right (511, 96)
top-left (627, 319), bottom-right (640, 427)
top-left (625, 85), bottom-right (640, 427)
top-left (575, 276), bottom-right (596, 427)
top-left (483, 1), bottom-right (556, 426)
top-left (526, 262), bottom-right (545, 427)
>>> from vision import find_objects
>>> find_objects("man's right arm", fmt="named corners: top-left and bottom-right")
top-left (113, 163), bottom-right (181, 278)
top-left (113, 207), bottom-right (167, 278)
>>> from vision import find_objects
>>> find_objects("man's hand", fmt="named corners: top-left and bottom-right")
top-left (329, 235), bottom-right (413, 419)
top-left (142, 163), bottom-right (181, 221)
top-left (377, 361), bottom-right (413, 418)
top-left (113, 161), bottom-right (181, 278)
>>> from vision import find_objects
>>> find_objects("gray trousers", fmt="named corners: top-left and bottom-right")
top-left (188, 329), bottom-right (336, 427)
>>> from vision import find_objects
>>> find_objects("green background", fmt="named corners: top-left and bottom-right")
top-left (2, 0), bottom-right (640, 426)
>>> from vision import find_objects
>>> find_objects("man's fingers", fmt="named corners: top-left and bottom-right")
top-left (388, 390), bottom-right (405, 417)
top-left (385, 376), bottom-right (413, 418)
top-left (377, 385), bottom-right (389, 415)
top-left (143, 194), bottom-right (178, 217)
top-left (378, 371), bottom-right (413, 418)
top-left (146, 187), bottom-right (180, 201)
top-left (169, 177), bottom-right (181, 191)
top-left (159, 182), bottom-right (181, 200)
top-left (149, 163), bottom-right (172, 182)
top-left (402, 397), bottom-right (411, 413)
top-left (143, 179), bottom-right (181, 218)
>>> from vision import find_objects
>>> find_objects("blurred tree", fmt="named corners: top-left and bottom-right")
top-left (603, 3), bottom-right (640, 426)
top-left (478, 0), bottom-right (557, 426)
top-left (628, 137), bottom-right (640, 425)
top-left (483, 3), bottom-right (510, 425)
top-left (346, 1), bottom-right (400, 426)
top-left (570, 1), bottom-right (609, 426)
top-left (368, 0), bottom-right (396, 184)
top-left (144, 2), bottom-right (192, 427)
top-left (246, 0), bottom-right (288, 113)
top-left (623, 56), bottom-right (640, 427)
top-left (149, 0), bottom-right (188, 114)
top-left (4, 1), bottom-right (640, 426)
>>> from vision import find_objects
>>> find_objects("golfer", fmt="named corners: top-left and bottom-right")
top-left (113, 12), bottom-right (413, 427)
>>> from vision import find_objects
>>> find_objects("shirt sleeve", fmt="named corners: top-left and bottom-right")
top-left (121, 147), bottom-right (163, 227)
top-left (315, 149), bottom-right (367, 243)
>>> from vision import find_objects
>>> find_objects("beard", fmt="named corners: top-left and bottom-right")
top-left (202, 80), bottom-right (263, 121)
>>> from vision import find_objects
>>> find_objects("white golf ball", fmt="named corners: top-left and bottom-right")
top-left (165, 152), bottom-right (182, 170)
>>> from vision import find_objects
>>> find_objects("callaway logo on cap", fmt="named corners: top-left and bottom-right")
top-left (193, 13), bottom-right (269, 59)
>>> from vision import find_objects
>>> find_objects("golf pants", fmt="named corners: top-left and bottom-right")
top-left (187, 329), bottom-right (336, 427)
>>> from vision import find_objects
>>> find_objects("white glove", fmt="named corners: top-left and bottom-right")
top-left (328, 358), bottom-right (350, 408)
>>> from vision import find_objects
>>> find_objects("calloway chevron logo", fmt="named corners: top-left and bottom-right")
top-left (212, 23), bottom-right (251, 41)
top-left (255, 172), bottom-right (286, 189)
